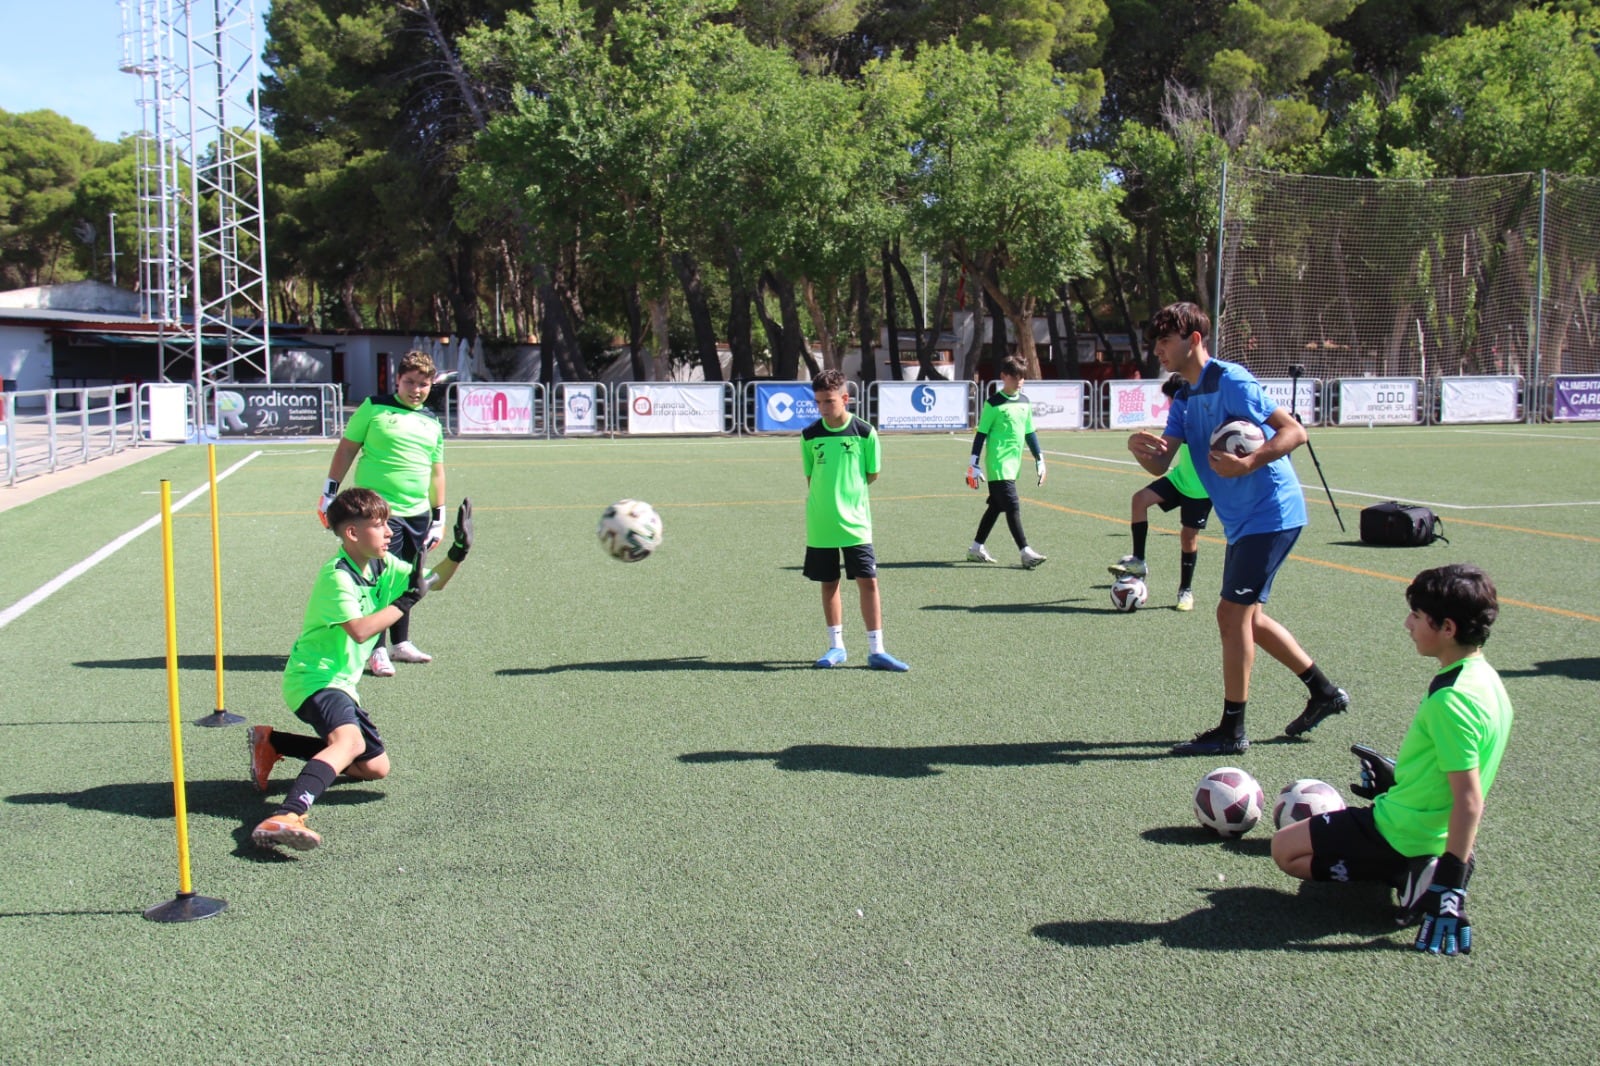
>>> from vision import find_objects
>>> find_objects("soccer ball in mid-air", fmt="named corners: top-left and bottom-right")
top-left (1209, 418), bottom-right (1266, 457)
top-left (1272, 778), bottom-right (1347, 830)
top-left (597, 499), bottom-right (663, 562)
top-left (1109, 575), bottom-right (1149, 612)
top-left (1193, 766), bottom-right (1265, 838)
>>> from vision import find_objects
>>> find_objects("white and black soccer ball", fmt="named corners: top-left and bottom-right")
top-left (597, 499), bottom-right (663, 562)
top-left (1110, 575), bottom-right (1149, 612)
top-left (1209, 418), bottom-right (1266, 457)
top-left (1193, 766), bottom-right (1265, 838)
top-left (1272, 778), bottom-right (1347, 830)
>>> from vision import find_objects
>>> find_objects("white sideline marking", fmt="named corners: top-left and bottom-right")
top-left (0, 451), bottom-right (263, 631)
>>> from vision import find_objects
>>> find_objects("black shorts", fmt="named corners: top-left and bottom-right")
top-left (294, 688), bottom-right (387, 763)
top-left (387, 509), bottom-right (431, 565)
top-left (1148, 477), bottom-right (1212, 531)
top-left (804, 543), bottom-right (878, 582)
top-left (986, 479), bottom-right (1021, 512)
top-left (1307, 805), bottom-right (1410, 884)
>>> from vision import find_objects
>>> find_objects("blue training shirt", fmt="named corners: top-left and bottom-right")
top-left (1164, 358), bottom-right (1307, 542)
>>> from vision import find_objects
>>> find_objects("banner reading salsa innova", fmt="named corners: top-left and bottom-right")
top-left (876, 381), bottom-right (970, 431)
top-left (625, 383), bottom-right (725, 434)
top-left (458, 383), bottom-right (537, 435)
top-left (215, 385), bottom-right (327, 437)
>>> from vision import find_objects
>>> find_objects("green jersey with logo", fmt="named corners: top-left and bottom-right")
top-left (343, 395), bottom-right (444, 517)
top-left (282, 548), bottom-right (415, 709)
top-left (1375, 654), bottom-right (1513, 857)
top-left (801, 415), bottom-right (879, 548)
top-left (975, 390), bottom-right (1035, 481)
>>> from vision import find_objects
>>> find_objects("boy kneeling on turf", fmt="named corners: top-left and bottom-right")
top-left (1271, 564), bottom-right (1513, 955)
top-left (249, 487), bottom-right (473, 851)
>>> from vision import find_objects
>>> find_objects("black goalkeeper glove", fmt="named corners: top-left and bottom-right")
top-left (447, 498), bottom-right (473, 562)
top-left (1414, 852), bottom-right (1472, 956)
top-left (1351, 743), bottom-right (1396, 800)
top-left (390, 561), bottom-right (430, 613)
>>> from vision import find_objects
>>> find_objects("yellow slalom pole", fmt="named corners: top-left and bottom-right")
top-left (145, 479), bottom-right (226, 923)
top-left (196, 444), bottom-right (242, 726)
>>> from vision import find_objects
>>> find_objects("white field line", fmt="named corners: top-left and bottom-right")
top-left (0, 450), bottom-right (263, 631)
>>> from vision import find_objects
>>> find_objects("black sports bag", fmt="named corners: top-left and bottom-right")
top-left (1359, 501), bottom-right (1448, 547)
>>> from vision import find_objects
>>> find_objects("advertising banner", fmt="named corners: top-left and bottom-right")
top-left (1258, 378), bottom-right (1320, 424)
top-left (754, 383), bottom-right (821, 433)
top-left (458, 384), bottom-right (537, 435)
top-left (626, 384), bottom-right (725, 434)
top-left (1337, 378), bottom-right (1420, 425)
top-left (215, 385), bottom-right (326, 437)
top-left (1022, 381), bottom-right (1086, 430)
top-left (876, 381), bottom-right (970, 431)
top-left (1438, 376), bottom-right (1519, 424)
top-left (1550, 375), bottom-right (1600, 421)
top-left (1105, 380), bottom-right (1172, 429)
top-left (562, 385), bottom-right (599, 434)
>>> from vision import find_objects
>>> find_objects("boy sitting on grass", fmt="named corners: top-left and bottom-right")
top-left (248, 488), bottom-right (472, 851)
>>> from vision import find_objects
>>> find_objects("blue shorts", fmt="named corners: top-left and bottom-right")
top-left (804, 543), bottom-right (877, 582)
top-left (1148, 477), bottom-right (1212, 531)
top-left (1219, 527), bottom-right (1300, 605)
top-left (1307, 805), bottom-right (1409, 884)
top-left (294, 688), bottom-right (386, 763)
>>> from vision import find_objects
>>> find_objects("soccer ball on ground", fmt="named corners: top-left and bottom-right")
top-left (1193, 766), bottom-right (1266, 838)
top-left (1272, 778), bottom-right (1347, 830)
top-left (597, 499), bottom-right (663, 562)
top-left (1209, 418), bottom-right (1266, 457)
top-left (1109, 575), bottom-right (1149, 612)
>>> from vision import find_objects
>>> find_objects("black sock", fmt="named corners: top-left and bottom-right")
top-left (1220, 699), bottom-right (1247, 736)
top-left (275, 758), bottom-right (339, 816)
top-left (1298, 663), bottom-right (1338, 698)
top-left (1179, 551), bottom-right (1197, 591)
top-left (1131, 521), bottom-right (1149, 559)
top-left (270, 730), bottom-right (323, 761)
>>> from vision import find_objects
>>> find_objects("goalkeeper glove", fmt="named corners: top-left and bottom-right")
top-left (390, 562), bottom-right (430, 614)
top-left (447, 498), bottom-right (474, 562)
top-left (966, 459), bottom-right (985, 490)
top-left (1350, 743), bottom-right (1397, 799)
top-left (1035, 457), bottom-right (1047, 486)
top-left (1414, 853), bottom-right (1472, 956)
top-left (318, 478), bottom-right (339, 528)
top-left (425, 506), bottom-right (447, 552)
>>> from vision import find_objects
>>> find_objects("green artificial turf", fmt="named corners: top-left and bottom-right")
top-left (2, 424), bottom-right (1597, 1064)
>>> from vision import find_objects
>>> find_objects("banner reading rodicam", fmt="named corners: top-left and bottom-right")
top-left (215, 385), bottom-right (327, 437)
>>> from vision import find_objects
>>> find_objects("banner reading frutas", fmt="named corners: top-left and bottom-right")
top-left (1438, 376), bottom-right (1519, 424)
top-left (215, 385), bottom-right (326, 437)
top-left (1105, 380), bottom-right (1170, 429)
top-left (1258, 378), bottom-right (1319, 424)
top-left (754, 383), bottom-right (820, 432)
top-left (1550, 376), bottom-right (1600, 421)
top-left (459, 384), bottom-right (536, 435)
top-left (1337, 378), bottom-right (1420, 424)
top-left (627, 384), bottom-right (724, 434)
top-left (876, 381), bottom-right (969, 431)
top-left (1023, 382), bottom-right (1086, 430)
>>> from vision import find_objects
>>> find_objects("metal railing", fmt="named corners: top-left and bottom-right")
top-left (2, 385), bottom-right (143, 486)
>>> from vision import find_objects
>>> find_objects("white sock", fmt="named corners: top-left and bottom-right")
top-left (826, 625), bottom-right (844, 650)
top-left (970, 540), bottom-right (984, 551)
top-left (867, 629), bottom-right (885, 655)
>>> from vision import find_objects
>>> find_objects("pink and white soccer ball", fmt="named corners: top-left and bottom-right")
top-left (1272, 778), bottom-right (1347, 830)
top-left (1209, 419), bottom-right (1266, 457)
top-left (1193, 766), bottom-right (1266, 837)
top-left (1110, 575), bottom-right (1149, 612)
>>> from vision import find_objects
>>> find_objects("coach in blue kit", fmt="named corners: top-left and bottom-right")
top-left (1127, 302), bottom-right (1349, 755)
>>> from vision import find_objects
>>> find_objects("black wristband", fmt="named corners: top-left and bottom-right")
top-left (391, 591), bottom-right (421, 613)
top-left (323, 478), bottom-right (339, 495)
top-left (1435, 852), bottom-right (1470, 890)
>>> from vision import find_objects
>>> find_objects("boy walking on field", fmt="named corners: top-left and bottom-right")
top-left (802, 369), bottom-right (908, 672)
top-left (249, 488), bottom-right (473, 851)
top-left (965, 355), bottom-right (1048, 569)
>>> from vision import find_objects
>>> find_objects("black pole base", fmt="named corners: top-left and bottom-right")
top-left (194, 709), bottom-right (245, 727)
top-left (144, 892), bottom-right (227, 923)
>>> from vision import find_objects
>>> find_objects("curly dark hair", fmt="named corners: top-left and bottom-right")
top-left (811, 368), bottom-right (848, 394)
top-left (1406, 564), bottom-right (1499, 647)
top-left (1145, 302), bottom-right (1210, 346)
top-left (326, 487), bottom-right (391, 533)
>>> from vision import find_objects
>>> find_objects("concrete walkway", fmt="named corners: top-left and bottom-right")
top-left (0, 444), bottom-right (172, 513)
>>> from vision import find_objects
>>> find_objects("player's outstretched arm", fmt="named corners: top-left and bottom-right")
top-left (425, 498), bottom-right (474, 591)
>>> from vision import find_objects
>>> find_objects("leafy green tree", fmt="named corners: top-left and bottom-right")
top-left (0, 110), bottom-right (109, 288)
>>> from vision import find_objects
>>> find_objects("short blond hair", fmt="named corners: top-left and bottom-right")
top-left (398, 350), bottom-right (437, 379)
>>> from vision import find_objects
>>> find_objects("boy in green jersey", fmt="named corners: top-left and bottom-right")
top-left (964, 356), bottom-right (1048, 569)
top-left (1109, 375), bottom-right (1213, 610)
top-left (320, 350), bottom-right (447, 675)
top-left (1272, 564), bottom-right (1512, 956)
top-left (801, 369), bottom-right (908, 672)
top-left (250, 488), bottom-right (473, 851)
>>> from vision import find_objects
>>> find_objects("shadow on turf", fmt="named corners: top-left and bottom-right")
top-left (1497, 656), bottom-right (1600, 682)
top-left (923, 599), bottom-right (1098, 615)
top-left (679, 739), bottom-right (1172, 778)
top-left (1032, 882), bottom-right (1402, 953)
top-left (71, 654), bottom-right (287, 672)
top-left (499, 655), bottom-right (808, 675)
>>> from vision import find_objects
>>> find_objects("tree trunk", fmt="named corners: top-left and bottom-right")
top-left (853, 267), bottom-right (876, 386)
top-left (724, 242), bottom-right (755, 382)
top-left (624, 282), bottom-right (647, 381)
top-left (444, 235), bottom-right (481, 342)
top-left (764, 270), bottom-right (811, 380)
top-left (1057, 285), bottom-right (1081, 379)
top-left (1071, 280), bottom-right (1116, 360)
top-left (880, 245), bottom-right (901, 381)
top-left (753, 285), bottom-right (788, 378)
top-left (800, 277), bottom-right (839, 370)
top-left (887, 247), bottom-right (941, 379)
top-left (1099, 236), bottom-right (1148, 375)
top-left (672, 251), bottom-right (722, 381)
top-left (1043, 295), bottom-right (1064, 378)
top-left (645, 292), bottom-right (671, 381)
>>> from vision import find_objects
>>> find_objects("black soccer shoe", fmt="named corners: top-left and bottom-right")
top-left (1170, 726), bottom-right (1250, 756)
top-left (1284, 687), bottom-right (1350, 738)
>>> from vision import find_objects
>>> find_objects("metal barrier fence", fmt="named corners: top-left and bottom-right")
top-left (2, 385), bottom-right (142, 486)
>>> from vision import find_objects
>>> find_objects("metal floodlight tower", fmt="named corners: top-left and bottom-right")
top-left (121, 0), bottom-right (272, 393)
